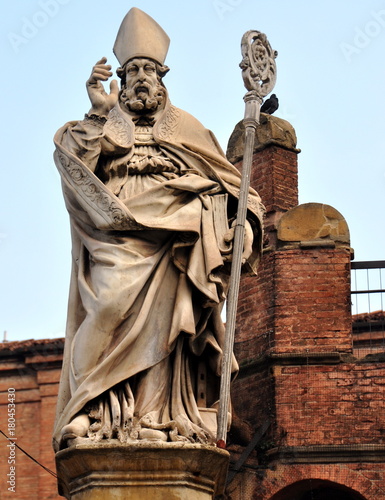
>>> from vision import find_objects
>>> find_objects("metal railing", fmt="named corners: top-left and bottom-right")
top-left (351, 260), bottom-right (385, 358)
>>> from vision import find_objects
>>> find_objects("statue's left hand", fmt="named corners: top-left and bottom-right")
top-left (224, 219), bottom-right (254, 264)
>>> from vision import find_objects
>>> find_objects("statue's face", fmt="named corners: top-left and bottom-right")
top-left (120, 58), bottom-right (166, 115)
top-left (125, 58), bottom-right (159, 97)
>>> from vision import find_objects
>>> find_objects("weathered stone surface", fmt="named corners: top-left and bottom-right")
top-left (227, 113), bottom-right (300, 164)
top-left (56, 442), bottom-right (229, 499)
top-left (277, 203), bottom-right (350, 245)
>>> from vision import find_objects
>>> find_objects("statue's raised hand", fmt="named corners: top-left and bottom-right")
top-left (86, 57), bottom-right (119, 117)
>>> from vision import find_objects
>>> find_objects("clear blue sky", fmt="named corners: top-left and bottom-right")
top-left (1, 0), bottom-right (384, 341)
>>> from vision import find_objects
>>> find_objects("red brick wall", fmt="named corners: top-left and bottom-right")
top-left (274, 361), bottom-right (385, 447)
top-left (234, 146), bottom-right (299, 216)
top-left (227, 463), bottom-right (385, 499)
top-left (0, 341), bottom-right (63, 500)
top-left (229, 138), bottom-right (385, 499)
top-left (273, 247), bottom-right (352, 353)
top-left (237, 247), bottom-right (352, 357)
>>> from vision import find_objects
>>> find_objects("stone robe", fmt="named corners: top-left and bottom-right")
top-left (52, 99), bottom-right (264, 451)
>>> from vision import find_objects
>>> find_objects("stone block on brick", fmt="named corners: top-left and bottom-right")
top-left (227, 114), bottom-right (300, 164)
top-left (277, 203), bottom-right (350, 246)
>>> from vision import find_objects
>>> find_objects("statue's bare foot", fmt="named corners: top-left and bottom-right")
top-left (139, 428), bottom-right (168, 441)
top-left (61, 414), bottom-right (91, 441)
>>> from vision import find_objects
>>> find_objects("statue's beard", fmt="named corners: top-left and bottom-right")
top-left (120, 82), bottom-right (166, 114)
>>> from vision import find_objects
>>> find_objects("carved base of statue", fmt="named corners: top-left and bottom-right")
top-left (55, 441), bottom-right (229, 499)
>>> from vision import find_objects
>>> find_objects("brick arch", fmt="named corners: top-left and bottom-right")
top-left (269, 479), bottom-right (366, 500)
top-left (258, 464), bottom-right (385, 500)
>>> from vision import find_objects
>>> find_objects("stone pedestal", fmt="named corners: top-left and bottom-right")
top-left (56, 441), bottom-right (229, 499)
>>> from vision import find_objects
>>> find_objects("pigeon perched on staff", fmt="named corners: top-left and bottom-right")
top-left (261, 94), bottom-right (279, 115)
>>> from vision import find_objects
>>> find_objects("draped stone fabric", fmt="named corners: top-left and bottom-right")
top-left (52, 99), bottom-right (264, 451)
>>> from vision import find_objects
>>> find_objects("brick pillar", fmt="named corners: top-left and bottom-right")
top-left (227, 113), bottom-right (301, 364)
top-left (226, 114), bottom-right (300, 439)
top-left (248, 145), bottom-right (298, 215)
top-left (227, 113), bottom-right (299, 234)
top-left (226, 113), bottom-right (353, 438)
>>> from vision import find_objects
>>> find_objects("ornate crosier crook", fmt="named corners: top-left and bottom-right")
top-left (240, 31), bottom-right (277, 96)
top-left (217, 31), bottom-right (277, 447)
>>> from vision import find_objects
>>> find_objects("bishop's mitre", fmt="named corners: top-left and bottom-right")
top-left (113, 7), bottom-right (170, 67)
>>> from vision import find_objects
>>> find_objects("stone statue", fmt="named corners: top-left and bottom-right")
top-left (53, 7), bottom-right (264, 452)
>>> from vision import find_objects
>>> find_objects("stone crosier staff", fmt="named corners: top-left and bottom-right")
top-left (217, 30), bottom-right (277, 446)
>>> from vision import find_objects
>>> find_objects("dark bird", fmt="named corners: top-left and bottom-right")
top-left (260, 94), bottom-right (279, 115)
